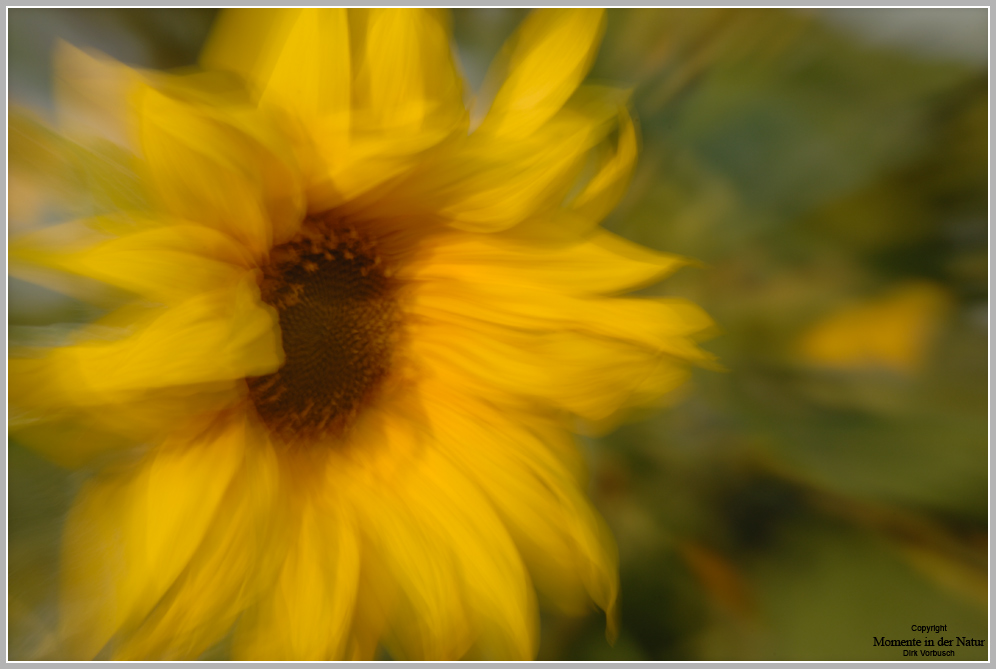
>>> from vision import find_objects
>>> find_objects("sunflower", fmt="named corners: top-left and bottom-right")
top-left (10, 8), bottom-right (713, 661)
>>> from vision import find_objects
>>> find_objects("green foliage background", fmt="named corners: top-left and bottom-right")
top-left (8, 8), bottom-right (988, 660)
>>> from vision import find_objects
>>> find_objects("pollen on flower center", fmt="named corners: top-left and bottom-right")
top-left (247, 216), bottom-right (398, 444)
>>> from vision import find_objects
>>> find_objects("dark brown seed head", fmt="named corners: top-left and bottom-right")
top-left (247, 218), bottom-right (399, 445)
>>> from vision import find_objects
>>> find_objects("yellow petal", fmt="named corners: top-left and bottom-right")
top-left (382, 112), bottom-right (598, 233)
top-left (53, 42), bottom-right (138, 147)
top-left (377, 82), bottom-right (620, 233)
top-left (346, 448), bottom-right (537, 660)
top-left (571, 106), bottom-right (639, 226)
top-left (479, 9), bottom-right (605, 139)
top-left (113, 424), bottom-right (283, 659)
top-left (439, 135), bottom-right (582, 232)
top-left (302, 9), bottom-right (466, 207)
top-left (204, 10), bottom-right (466, 209)
top-left (347, 489), bottom-right (472, 658)
top-left (411, 278), bottom-right (713, 359)
top-left (233, 497), bottom-right (360, 660)
top-left (259, 9), bottom-right (351, 121)
top-left (410, 451), bottom-right (539, 660)
top-left (407, 227), bottom-right (687, 297)
top-left (407, 256), bottom-right (714, 425)
top-left (356, 9), bottom-right (462, 133)
top-left (202, 9), bottom-right (350, 121)
top-left (11, 349), bottom-right (248, 459)
top-left (199, 9), bottom-right (296, 97)
top-left (8, 220), bottom-right (132, 307)
top-left (424, 383), bottom-right (618, 621)
top-left (24, 273), bottom-right (280, 409)
top-left (11, 221), bottom-right (253, 304)
top-left (135, 84), bottom-right (303, 258)
top-left (59, 416), bottom-right (250, 659)
top-left (413, 318), bottom-right (695, 423)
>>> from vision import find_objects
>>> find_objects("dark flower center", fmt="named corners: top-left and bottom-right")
top-left (248, 218), bottom-right (398, 444)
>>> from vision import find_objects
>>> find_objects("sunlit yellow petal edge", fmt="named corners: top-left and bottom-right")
top-left (9, 9), bottom-right (714, 661)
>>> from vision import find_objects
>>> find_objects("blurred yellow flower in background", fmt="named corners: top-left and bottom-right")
top-left (797, 282), bottom-right (950, 374)
top-left (9, 8), bottom-right (712, 660)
